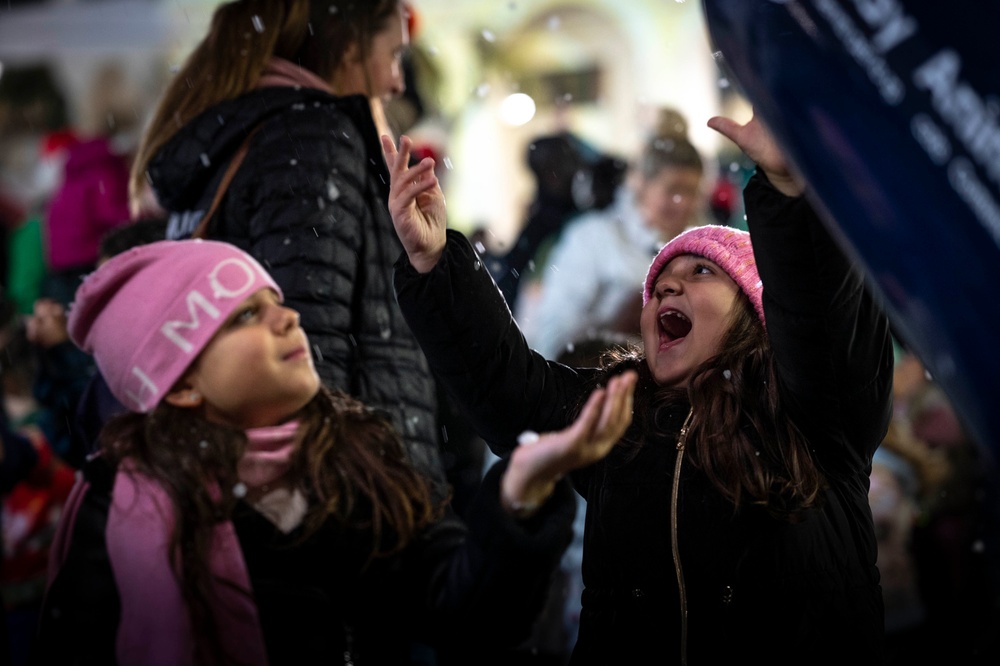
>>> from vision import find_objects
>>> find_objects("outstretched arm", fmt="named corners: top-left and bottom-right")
top-left (500, 370), bottom-right (636, 517)
top-left (708, 112), bottom-right (893, 470)
top-left (381, 134), bottom-right (448, 273)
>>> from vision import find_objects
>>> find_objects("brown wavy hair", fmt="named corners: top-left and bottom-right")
top-left (597, 291), bottom-right (825, 520)
top-left (99, 384), bottom-right (440, 664)
top-left (129, 0), bottom-right (402, 211)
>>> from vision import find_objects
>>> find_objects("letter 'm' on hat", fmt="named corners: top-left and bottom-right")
top-left (68, 239), bottom-right (281, 413)
top-left (643, 225), bottom-right (765, 325)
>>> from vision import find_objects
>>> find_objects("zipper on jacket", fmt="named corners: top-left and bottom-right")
top-left (671, 407), bottom-right (694, 666)
top-left (343, 623), bottom-right (355, 666)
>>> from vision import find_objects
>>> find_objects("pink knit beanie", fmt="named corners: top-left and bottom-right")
top-left (68, 239), bottom-right (281, 413)
top-left (643, 225), bottom-right (765, 325)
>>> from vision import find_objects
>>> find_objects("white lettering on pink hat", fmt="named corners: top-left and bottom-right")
top-left (125, 367), bottom-right (160, 413)
top-left (69, 240), bottom-right (283, 414)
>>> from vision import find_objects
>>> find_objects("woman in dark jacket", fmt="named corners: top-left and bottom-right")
top-left (128, 0), bottom-right (448, 492)
top-left (382, 113), bottom-right (894, 665)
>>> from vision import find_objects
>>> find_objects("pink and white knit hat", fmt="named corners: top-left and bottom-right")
top-left (68, 239), bottom-right (281, 413)
top-left (643, 225), bottom-right (765, 325)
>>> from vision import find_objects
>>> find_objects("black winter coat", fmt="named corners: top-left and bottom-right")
top-left (394, 173), bottom-right (895, 665)
top-left (34, 455), bottom-right (576, 665)
top-left (148, 88), bottom-right (444, 489)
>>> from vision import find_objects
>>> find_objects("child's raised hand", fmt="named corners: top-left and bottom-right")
top-left (500, 371), bottom-right (638, 518)
top-left (707, 113), bottom-right (804, 197)
top-left (381, 134), bottom-right (448, 273)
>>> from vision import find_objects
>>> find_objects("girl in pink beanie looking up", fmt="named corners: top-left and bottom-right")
top-left (385, 113), bottom-right (893, 666)
top-left (33, 239), bottom-right (636, 665)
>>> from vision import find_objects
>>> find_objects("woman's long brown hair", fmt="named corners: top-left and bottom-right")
top-left (99, 385), bottom-right (440, 664)
top-left (600, 291), bottom-right (825, 520)
top-left (128, 0), bottom-right (402, 212)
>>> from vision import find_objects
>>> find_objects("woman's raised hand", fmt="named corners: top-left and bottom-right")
top-left (707, 113), bottom-right (804, 197)
top-left (381, 134), bottom-right (448, 273)
top-left (500, 371), bottom-right (638, 518)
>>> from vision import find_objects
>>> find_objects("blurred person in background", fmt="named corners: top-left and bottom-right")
top-left (523, 114), bottom-right (708, 360)
top-left (40, 63), bottom-right (135, 309)
top-left (0, 64), bottom-right (72, 318)
top-left (904, 365), bottom-right (1000, 664)
top-left (869, 417), bottom-right (949, 665)
top-left (487, 131), bottom-right (624, 315)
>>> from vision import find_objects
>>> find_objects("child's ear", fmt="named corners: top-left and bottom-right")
top-left (342, 40), bottom-right (361, 64)
top-left (164, 382), bottom-right (204, 409)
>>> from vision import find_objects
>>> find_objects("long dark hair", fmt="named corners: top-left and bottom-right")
top-left (129, 0), bottom-right (402, 209)
top-left (599, 291), bottom-right (825, 519)
top-left (99, 384), bottom-right (440, 664)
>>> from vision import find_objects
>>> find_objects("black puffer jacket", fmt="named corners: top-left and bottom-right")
top-left (148, 88), bottom-right (444, 488)
top-left (394, 173), bottom-right (895, 665)
top-left (35, 454), bottom-right (576, 665)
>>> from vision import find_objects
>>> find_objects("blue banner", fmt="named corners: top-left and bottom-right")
top-left (702, 0), bottom-right (1000, 458)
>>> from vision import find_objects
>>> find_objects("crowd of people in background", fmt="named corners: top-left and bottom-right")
top-left (0, 0), bottom-right (997, 664)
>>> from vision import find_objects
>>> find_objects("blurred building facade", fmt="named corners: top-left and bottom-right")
top-left (0, 0), bottom-right (745, 247)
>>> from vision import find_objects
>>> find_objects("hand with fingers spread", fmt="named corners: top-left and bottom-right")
top-left (707, 113), bottom-right (804, 197)
top-left (381, 134), bottom-right (448, 273)
top-left (500, 370), bottom-right (638, 518)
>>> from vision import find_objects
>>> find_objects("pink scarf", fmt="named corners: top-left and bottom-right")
top-left (240, 420), bottom-right (299, 488)
top-left (49, 422), bottom-right (301, 665)
top-left (257, 57), bottom-right (334, 93)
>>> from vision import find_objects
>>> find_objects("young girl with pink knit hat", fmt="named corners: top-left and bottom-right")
top-left (383, 113), bottom-right (893, 666)
top-left (32, 239), bottom-right (636, 665)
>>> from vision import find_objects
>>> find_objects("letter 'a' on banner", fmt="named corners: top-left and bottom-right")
top-left (702, 0), bottom-right (1000, 459)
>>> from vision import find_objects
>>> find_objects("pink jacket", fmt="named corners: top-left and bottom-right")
top-left (44, 137), bottom-right (131, 271)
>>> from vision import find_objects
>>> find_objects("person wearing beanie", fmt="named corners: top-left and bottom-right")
top-left (385, 112), bottom-right (892, 666)
top-left (524, 126), bottom-right (708, 361)
top-left (31, 239), bottom-right (636, 665)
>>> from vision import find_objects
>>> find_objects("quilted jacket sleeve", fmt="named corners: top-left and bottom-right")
top-left (394, 230), bottom-right (596, 456)
top-left (220, 102), bottom-right (375, 393)
top-left (744, 171), bottom-right (894, 479)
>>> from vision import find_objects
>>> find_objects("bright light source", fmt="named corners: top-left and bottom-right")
top-left (499, 92), bottom-right (536, 126)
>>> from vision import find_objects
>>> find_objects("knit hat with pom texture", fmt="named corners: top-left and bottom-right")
top-left (643, 225), bottom-right (764, 325)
